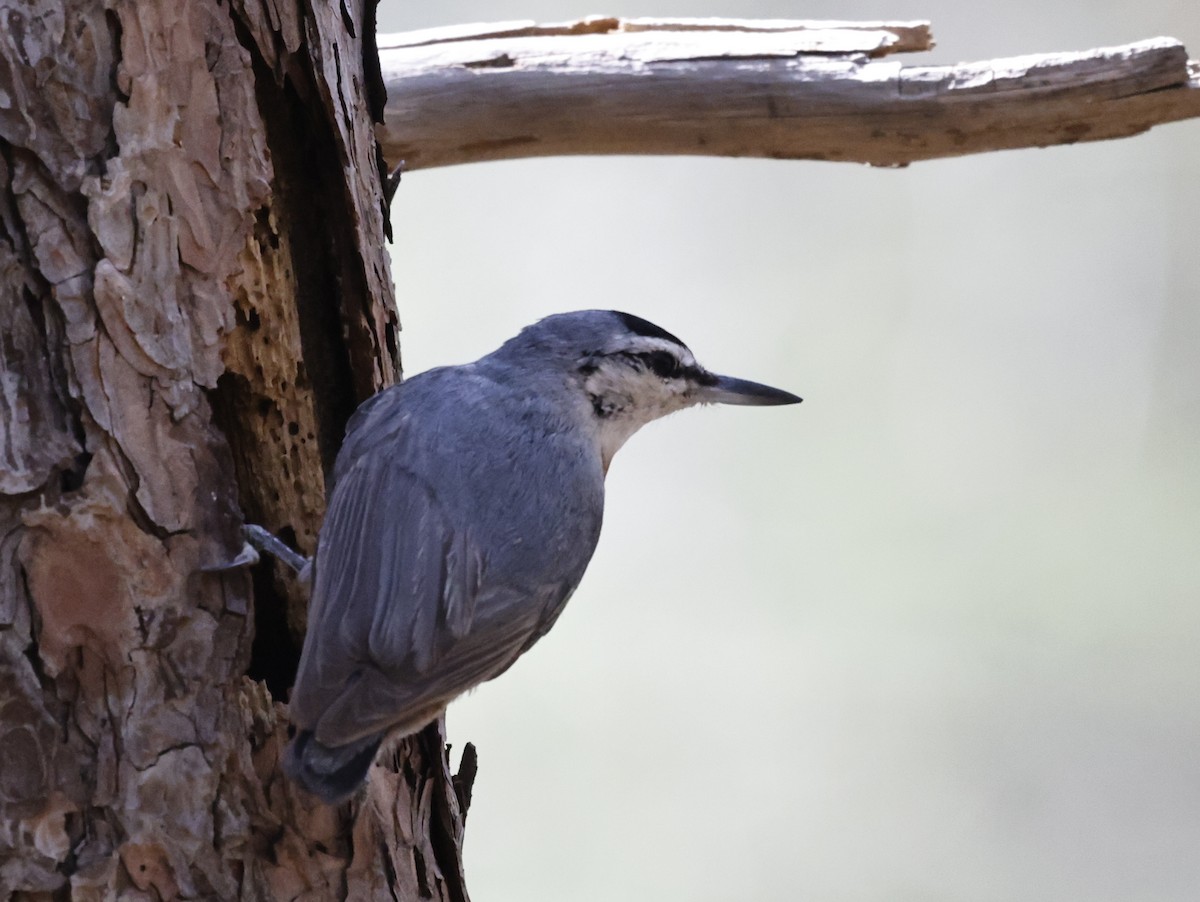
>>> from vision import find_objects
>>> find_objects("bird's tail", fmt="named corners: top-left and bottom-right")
top-left (283, 729), bottom-right (384, 805)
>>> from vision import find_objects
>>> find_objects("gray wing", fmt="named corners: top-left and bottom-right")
top-left (289, 448), bottom-right (561, 748)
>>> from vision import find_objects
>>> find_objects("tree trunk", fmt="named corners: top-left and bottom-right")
top-left (0, 0), bottom-right (471, 898)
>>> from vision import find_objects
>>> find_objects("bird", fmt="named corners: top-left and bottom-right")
top-left (283, 309), bottom-right (801, 803)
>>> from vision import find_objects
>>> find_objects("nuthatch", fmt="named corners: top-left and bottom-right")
top-left (284, 310), bottom-right (800, 802)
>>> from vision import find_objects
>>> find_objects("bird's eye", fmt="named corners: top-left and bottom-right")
top-left (642, 351), bottom-right (682, 379)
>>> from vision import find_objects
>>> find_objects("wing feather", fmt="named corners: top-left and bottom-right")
top-left (288, 375), bottom-right (601, 751)
top-left (289, 431), bottom-right (550, 748)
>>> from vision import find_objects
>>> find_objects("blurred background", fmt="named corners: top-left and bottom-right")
top-left (377, 2), bottom-right (1200, 899)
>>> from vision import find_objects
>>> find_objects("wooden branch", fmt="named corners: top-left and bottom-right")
top-left (377, 17), bottom-right (1200, 170)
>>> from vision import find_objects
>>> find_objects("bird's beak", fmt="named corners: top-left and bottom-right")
top-left (700, 374), bottom-right (803, 407)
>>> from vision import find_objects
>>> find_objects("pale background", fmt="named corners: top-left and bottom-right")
top-left (377, 2), bottom-right (1200, 899)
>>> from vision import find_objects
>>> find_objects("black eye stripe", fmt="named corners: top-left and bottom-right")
top-left (613, 350), bottom-right (680, 378)
top-left (642, 350), bottom-right (681, 379)
top-left (583, 350), bottom-right (718, 386)
top-left (628, 351), bottom-right (717, 384)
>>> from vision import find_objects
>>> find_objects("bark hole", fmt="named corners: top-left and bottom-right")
top-left (250, 55), bottom-right (361, 474)
top-left (59, 452), bottom-right (93, 493)
top-left (209, 372), bottom-right (304, 697)
top-left (246, 541), bottom-right (302, 698)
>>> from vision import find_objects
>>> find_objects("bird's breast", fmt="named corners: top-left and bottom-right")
top-left (444, 408), bottom-right (605, 591)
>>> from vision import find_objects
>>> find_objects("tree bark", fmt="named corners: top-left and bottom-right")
top-left (0, 0), bottom-right (470, 898)
top-left (377, 17), bottom-right (1200, 170)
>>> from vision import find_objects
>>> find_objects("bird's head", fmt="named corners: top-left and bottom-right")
top-left (494, 310), bottom-right (801, 470)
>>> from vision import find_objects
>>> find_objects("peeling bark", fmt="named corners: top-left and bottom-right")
top-left (0, 0), bottom-right (470, 898)
top-left (377, 17), bottom-right (1200, 170)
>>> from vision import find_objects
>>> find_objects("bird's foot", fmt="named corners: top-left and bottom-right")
top-left (241, 524), bottom-right (311, 576)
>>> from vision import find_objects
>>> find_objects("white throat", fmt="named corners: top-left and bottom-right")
top-left (580, 339), bottom-right (701, 472)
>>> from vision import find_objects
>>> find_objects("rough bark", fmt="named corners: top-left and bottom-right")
top-left (377, 16), bottom-right (1200, 170)
top-left (0, 0), bottom-right (470, 898)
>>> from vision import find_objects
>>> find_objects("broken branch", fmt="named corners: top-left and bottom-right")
top-left (376, 17), bottom-right (1200, 170)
